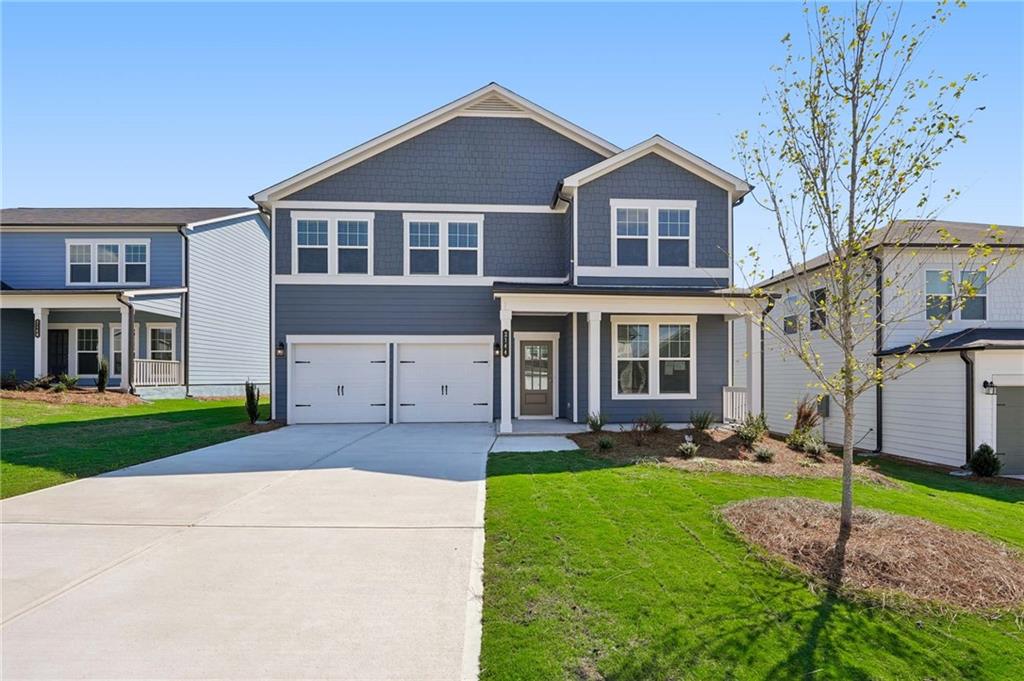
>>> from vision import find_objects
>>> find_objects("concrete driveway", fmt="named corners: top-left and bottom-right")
top-left (1, 423), bottom-right (493, 680)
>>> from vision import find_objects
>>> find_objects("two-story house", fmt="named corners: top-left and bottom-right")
top-left (0, 208), bottom-right (270, 397)
top-left (737, 220), bottom-right (1023, 474)
top-left (252, 83), bottom-right (766, 432)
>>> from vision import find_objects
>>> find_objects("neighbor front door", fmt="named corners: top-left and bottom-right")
top-left (520, 340), bottom-right (553, 417)
top-left (47, 329), bottom-right (68, 376)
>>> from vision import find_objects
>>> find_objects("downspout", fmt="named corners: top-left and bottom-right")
top-left (760, 296), bottom-right (776, 416)
top-left (873, 254), bottom-right (884, 453)
top-left (960, 350), bottom-right (974, 465)
top-left (115, 293), bottom-right (136, 395)
top-left (177, 225), bottom-right (190, 394)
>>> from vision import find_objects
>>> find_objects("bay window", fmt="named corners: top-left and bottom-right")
top-left (612, 316), bottom-right (696, 398)
top-left (403, 213), bottom-right (483, 276)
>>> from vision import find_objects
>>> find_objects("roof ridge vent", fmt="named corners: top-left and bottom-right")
top-left (463, 92), bottom-right (525, 114)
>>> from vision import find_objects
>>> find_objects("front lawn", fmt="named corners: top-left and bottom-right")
top-left (482, 451), bottom-right (1024, 680)
top-left (0, 398), bottom-right (271, 498)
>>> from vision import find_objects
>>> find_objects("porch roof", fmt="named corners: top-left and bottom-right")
top-left (878, 327), bottom-right (1024, 356)
top-left (492, 282), bottom-right (757, 298)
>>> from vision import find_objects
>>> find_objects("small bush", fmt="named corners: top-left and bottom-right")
top-left (645, 410), bottom-right (666, 433)
top-left (794, 395), bottom-right (822, 432)
top-left (689, 410), bottom-right (714, 436)
top-left (597, 436), bottom-right (614, 450)
top-left (804, 439), bottom-right (830, 460)
top-left (96, 360), bottom-right (109, 393)
top-left (1, 370), bottom-right (18, 390)
top-left (244, 380), bottom-right (261, 424)
top-left (677, 440), bottom-right (700, 459)
top-left (57, 374), bottom-right (79, 390)
top-left (628, 417), bottom-right (651, 446)
top-left (786, 428), bottom-right (812, 452)
top-left (586, 412), bottom-right (607, 432)
top-left (51, 382), bottom-right (68, 393)
top-left (754, 446), bottom-right (774, 463)
top-left (969, 444), bottom-right (1002, 477)
top-left (736, 413), bottom-right (767, 447)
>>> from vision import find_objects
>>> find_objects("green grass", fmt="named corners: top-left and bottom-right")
top-left (482, 451), bottom-right (1024, 680)
top-left (0, 397), bottom-right (269, 498)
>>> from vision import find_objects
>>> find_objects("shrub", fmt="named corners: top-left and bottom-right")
top-left (736, 413), bottom-right (767, 447)
top-left (628, 417), bottom-right (651, 446)
top-left (1, 370), bottom-right (18, 390)
top-left (51, 381), bottom-right (68, 393)
top-left (804, 438), bottom-right (830, 460)
top-left (96, 360), bottom-right (109, 393)
top-left (754, 446), bottom-right (775, 463)
top-left (57, 374), bottom-right (78, 390)
top-left (969, 444), bottom-right (1001, 477)
top-left (794, 395), bottom-right (822, 432)
top-left (689, 410), bottom-right (714, 436)
top-left (786, 428), bottom-right (811, 452)
top-left (677, 440), bottom-right (700, 459)
top-left (244, 380), bottom-right (261, 424)
top-left (645, 410), bottom-right (666, 433)
top-left (586, 412), bottom-right (607, 432)
top-left (597, 436), bottom-right (614, 451)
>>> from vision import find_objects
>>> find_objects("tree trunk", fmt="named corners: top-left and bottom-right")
top-left (840, 398), bottom-right (855, 533)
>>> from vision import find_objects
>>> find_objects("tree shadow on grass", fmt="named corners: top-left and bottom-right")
top-left (859, 455), bottom-right (1024, 504)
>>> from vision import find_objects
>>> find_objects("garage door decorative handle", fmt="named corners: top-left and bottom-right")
top-left (337, 385), bottom-right (344, 396)
top-left (295, 360), bottom-right (311, 364)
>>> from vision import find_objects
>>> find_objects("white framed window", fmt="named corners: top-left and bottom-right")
top-left (610, 200), bottom-right (696, 269)
top-left (292, 211), bottom-right (374, 276)
top-left (809, 288), bottom-right (827, 330)
top-left (147, 324), bottom-right (176, 361)
top-left (76, 327), bottom-right (101, 376)
top-left (108, 323), bottom-right (140, 377)
top-left (960, 270), bottom-right (987, 320)
top-left (65, 239), bottom-right (149, 286)
top-left (611, 315), bottom-right (696, 399)
top-left (403, 213), bottom-right (484, 276)
top-left (925, 270), bottom-right (953, 321)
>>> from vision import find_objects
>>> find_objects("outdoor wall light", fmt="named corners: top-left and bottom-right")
top-left (493, 342), bottom-right (501, 356)
top-left (275, 342), bottom-right (286, 358)
top-left (983, 380), bottom-right (998, 396)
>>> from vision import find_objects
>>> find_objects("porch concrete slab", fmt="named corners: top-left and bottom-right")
top-left (507, 419), bottom-right (589, 435)
top-left (2, 526), bottom-right (476, 680)
top-left (491, 435), bottom-right (580, 453)
top-left (1, 523), bottom-right (179, 621)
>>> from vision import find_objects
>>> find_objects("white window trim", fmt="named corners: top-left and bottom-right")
top-left (146, 323), bottom-right (177, 361)
top-left (65, 238), bottom-right (151, 287)
top-left (47, 323), bottom-right (104, 377)
top-left (610, 199), bottom-right (696, 271)
top-left (402, 213), bottom-right (485, 276)
top-left (107, 322), bottom-right (140, 378)
top-left (924, 268), bottom-right (987, 321)
top-left (513, 331), bottom-right (560, 419)
top-left (610, 315), bottom-right (697, 400)
top-left (291, 211), bottom-right (375, 276)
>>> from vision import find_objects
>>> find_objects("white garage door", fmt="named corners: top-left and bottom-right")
top-left (396, 342), bottom-right (492, 423)
top-left (290, 343), bottom-right (388, 424)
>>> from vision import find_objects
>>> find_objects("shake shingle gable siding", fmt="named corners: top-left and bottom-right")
top-left (576, 153), bottom-right (730, 269)
top-left (283, 117), bottom-right (605, 204)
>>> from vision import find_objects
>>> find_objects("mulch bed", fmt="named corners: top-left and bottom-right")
top-left (0, 388), bottom-right (144, 406)
top-left (569, 427), bottom-right (893, 485)
top-left (723, 497), bottom-right (1024, 613)
top-left (233, 421), bottom-right (283, 435)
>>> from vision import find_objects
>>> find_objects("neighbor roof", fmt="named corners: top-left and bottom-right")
top-left (0, 207), bottom-right (255, 227)
top-left (878, 327), bottom-right (1024, 356)
top-left (758, 220), bottom-right (1023, 287)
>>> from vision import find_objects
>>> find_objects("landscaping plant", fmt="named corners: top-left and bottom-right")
top-left (56, 374), bottom-right (78, 390)
top-left (968, 443), bottom-right (1001, 477)
top-left (597, 436), bottom-right (614, 451)
top-left (793, 395), bottom-right (822, 432)
top-left (96, 360), bottom-right (109, 393)
top-left (754, 446), bottom-right (775, 463)
top-left (586, 412), bottom-right (607, 433)
top-left (644, 410), bottom-right (665, 433)
top-left (244, 380), bottom-right (261, 424)
top-left (626, 417), bottom-right (651, 446)
top-left (689, 410), bottom-right (714, 438)
top-left (736, 413), bottom-right (767, 447)
top-left (1, 370), bottom-right (18, 390)
top-left (677, 440), bottom-right (700, 459)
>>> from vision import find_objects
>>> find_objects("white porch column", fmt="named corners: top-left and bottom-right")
top-left (587, 311), bottom-right (601, 420)
top-left (499, 308), bottom-right (513, 434)
top-left (745, 315), bottom-right (762, 416)
top-left (32, 307), bottom-right (48, 378)
top-left (120, 305), bottom-right (131, 391)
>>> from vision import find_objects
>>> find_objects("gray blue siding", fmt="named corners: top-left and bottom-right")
top-left (285, 117), bottom-right (605, 204)
top-left (1, 309), bottom-right (34, 381)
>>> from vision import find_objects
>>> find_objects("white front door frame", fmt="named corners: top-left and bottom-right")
top-left (513, 331), bottom-right (560, 419)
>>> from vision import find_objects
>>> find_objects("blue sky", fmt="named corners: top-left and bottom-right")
top-left (3, 2), bottom-right (1021, 271)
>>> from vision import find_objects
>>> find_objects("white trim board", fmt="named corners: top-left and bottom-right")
top-left (513, 331), bottom-right (560, 419)
top-left (287, 334), bottom-right (494, 346)
top-left (574, 266), bottom-right (730, 280)
top-left (274, 274), bottom-right (567, 286)
top-left (275, 200), bottom-right (565, 214)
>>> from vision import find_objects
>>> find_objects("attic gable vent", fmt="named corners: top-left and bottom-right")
top-left (463, 93), bottom-right (525, 114)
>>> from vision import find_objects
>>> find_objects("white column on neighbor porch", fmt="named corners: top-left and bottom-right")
top-left (120, 305), bottom-right (131, 391)
top-left (499, 308), bottom-right (513, 434)
top-left (32, 307), bottom-right (48, 378)
top-left (587, 311), bottom-right (601, 420)
top-left (745, 315), bottom-right (762, 416)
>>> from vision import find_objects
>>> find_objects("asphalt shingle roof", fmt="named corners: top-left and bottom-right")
top-left (0, 207), bottom-right (253, 227)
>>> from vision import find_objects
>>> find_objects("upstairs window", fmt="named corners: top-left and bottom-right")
top-left (960, 270), bottom-right (987, 320)
top-left (403, 214), bottom-right (484, 276)
top-left (296, 219), bottom-right (329, 273)
top-left (610, 200), bottom-right (696, 269)
top-left (810, 288), bottom-right (827, 330)
top-left (292, 212), bottom-right (374, 276)
top-left (926, 270), bottom-right (953, 321)
top-left (65, 239), bottom-right (148, 286)
top-left (337, 220), bottom-right (370, 274)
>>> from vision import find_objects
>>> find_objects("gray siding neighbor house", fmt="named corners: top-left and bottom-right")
top-left (0, 208), bottom-right (270, 398)
top-left (252, 83), bottom-right (767, 430)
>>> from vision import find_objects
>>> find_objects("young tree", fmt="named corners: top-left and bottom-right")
top-left (734, 0), bottom-right (1015, 534)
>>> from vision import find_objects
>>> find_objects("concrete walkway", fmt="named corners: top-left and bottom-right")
top-left (1, 423), bottom-right (493, 680)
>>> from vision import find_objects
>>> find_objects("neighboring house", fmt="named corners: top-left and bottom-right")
top-left (742, 221), bottom-right (1023, 474)
top-left (0, 208), bottom-right (270, 397)
top-left (251, 83), bottom-right (766, 431)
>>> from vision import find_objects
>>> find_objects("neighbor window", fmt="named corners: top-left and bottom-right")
top-left (66, 240), bottom-right (148, 286)
top-left (404, 214), bottom-right (484, 276)
top-left (611, 200), bottom-right (696, 269)
top-left (296, 219), bottom-right (329, 273)
top-left (612, 316), bottom-right (696, 398)
top-left (784, 315), bottom-right (799, 334)
top-left (810, 288), bottom-right (827, 330)
top-left (926, 270), bottom-right (953, 320)
top-left (960, 270), bottom-right (987, 320)
top-left (76, 328), bottom-right (100, 375)
top-left (149, 327), bottom-right (174, 361)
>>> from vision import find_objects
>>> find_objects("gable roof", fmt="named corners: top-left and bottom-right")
top-left (251, 83), bottom-right (622, 205)
top-left (559, 135), bottom-right (752, 199)
top-left (0, 207), bottom-right (255, 228)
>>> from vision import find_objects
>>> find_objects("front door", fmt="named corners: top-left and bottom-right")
top-left (47, 329), bottom-right (69, 376)
top-left (996, 386), bottom-right (1024, 475)
top-left (520, 340), bottom-right (553, 417)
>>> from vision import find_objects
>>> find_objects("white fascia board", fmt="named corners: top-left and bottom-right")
top-left (121, 287), bottom-right (188, 298)
top-left (561, 136), bottom-right (752, 197)
top-left (273, 274), bottom-right (568, 286)
top-left (251, 83), bottom-right (621, 205)
top-left (494, 291), bottom-right (762, 316)
top-left (274, 200), bottom-right (565, 214)
top-left (0, 293), bottom-right (121, 309)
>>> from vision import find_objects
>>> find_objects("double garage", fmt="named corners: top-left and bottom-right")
top-left (286, 335), bottom-right (494, 424)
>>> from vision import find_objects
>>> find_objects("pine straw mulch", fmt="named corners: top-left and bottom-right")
top-left (569, 427), bottom-right (894, 486)
top-left (0, 388), bottom-right (145, 406)
top-left (722, 497), bottom-right (1024, 613)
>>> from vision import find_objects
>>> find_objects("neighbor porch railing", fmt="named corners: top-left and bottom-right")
top-left (133, 359), bottom-right (181, 386)
top-left (722, 386), bottom-right (748, 423)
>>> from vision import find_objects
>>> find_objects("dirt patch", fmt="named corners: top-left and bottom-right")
top-left (569, 427), bottom-right (893, 485)
top-left (232, 421), bottom-right (283, 435)
top-left (723, 497), bottom-right (1024, 613)
top-left (0, 389), bottom-right (144, 406)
